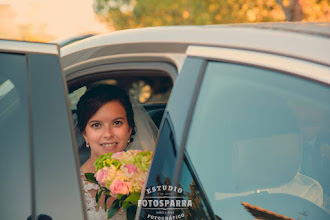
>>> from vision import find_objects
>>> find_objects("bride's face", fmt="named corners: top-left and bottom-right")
top-left (83, 100), bottom-right (132, 159)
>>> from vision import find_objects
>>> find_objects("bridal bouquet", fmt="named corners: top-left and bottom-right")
top-left (84, 150), bottom-right (153, 220)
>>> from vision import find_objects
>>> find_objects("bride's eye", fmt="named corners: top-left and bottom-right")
top-left (113, 121), bottom-right (123, 127)
top-left (91, 123), bottom-right (101, 128)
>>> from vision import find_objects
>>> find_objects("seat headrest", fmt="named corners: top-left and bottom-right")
top-left (232, 133), bottom-right (300, 192)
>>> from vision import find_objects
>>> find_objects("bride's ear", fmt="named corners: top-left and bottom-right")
top-left (130, 127), bottom-right (136, 136)
top-left (82, 131), bottom-right (88, 143)
top-left (128, 127), bottom-right (133, 136)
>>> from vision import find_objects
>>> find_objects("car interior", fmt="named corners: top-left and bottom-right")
top-left (67, 70), bottom-right (173, 165)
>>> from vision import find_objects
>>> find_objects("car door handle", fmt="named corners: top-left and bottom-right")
top-left (27, 214), bottom-right (53, 220)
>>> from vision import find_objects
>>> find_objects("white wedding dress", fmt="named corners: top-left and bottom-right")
top-left (81, 171), bottom-right (127, 220)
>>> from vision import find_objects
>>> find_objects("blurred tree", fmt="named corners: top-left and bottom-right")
top-left (0, 4), bottom-right (54, 42)
top-left (300, 0), bottom-right (330, 21)
top-left (276, 0), bottom-right (329, 21)
top-left (94, 0), bottom-right (329, 30)
top-left (275, 0), bottom-right (304, 21)
top-left (183, 180), bottom-right (209, 220)
top-left (0, 4), bottom-right (19, 40)
top-left (18, 24), bottom-right (54, 42)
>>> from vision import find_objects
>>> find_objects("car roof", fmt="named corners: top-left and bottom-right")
top-left (221, 22), bottom-right (330, 38)
top-left (52, 34), bottom-right (95, 47)
top-left (61, 22), bottom-right (330, 67)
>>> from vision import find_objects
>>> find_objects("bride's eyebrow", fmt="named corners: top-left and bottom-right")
top-left (87, 120), bottom-right (101, 124)
top-left (113, 117), bottom-right (125, 121)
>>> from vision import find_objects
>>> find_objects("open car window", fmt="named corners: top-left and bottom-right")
top-left (69, 70), bottom-right (173, 166)
top-left (69, 73), bottom-right (173, 110)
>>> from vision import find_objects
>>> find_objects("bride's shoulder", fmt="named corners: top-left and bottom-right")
top-left (80, 162), bottom-right (97, 186)
top-left (80, 160), bottom-right (95, 174)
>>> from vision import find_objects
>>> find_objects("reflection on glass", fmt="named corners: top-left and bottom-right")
top-left (0, 79), bottom-right (15, 98)
top-left (180, 159), bottom-right (212, 219)
top-left (0, 79), bottom-right (19, 122)
top-left (184, 61), bottom-right (330, 218)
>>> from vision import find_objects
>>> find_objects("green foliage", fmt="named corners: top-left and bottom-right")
top-left (94, 0), bottom-right (329, 30)
top-left (94, 152), bottom-right (123, 171)
top-left (94, 153), bottom-right (114, 171)
top-left (124, 192), bottom-right (140, 206)
top-left (84, 173), bottom-right (98, 184)
top-left (127, 206), bottom-right (137, 220)
top-left (106, 192), bottom-right (139, 218)
top-left (94, 0), bottom-right (288, 30)
top-left (134, 151), bottom-right (153, 171)
top-left (108, 199), bottom-right (120, 218)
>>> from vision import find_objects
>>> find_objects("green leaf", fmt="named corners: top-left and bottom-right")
top-left (125, 192), bottom-right (141, 205)
top-left (84, 173), bottom-right (98, 184)
top-left (122, 200), bottom-right (133, 211)
top-left (112, 159), bottom-right (122, 168)
top-left (104, 194), bottom-right (110, 212)
top-left (126, 206), bottom-right (137, 220)
top-left (116, 193), bottom-right (128, 200)
top-left (95, 190), bottom-right (100, 204)
top-left (108, 200), bottom-right (120, 218)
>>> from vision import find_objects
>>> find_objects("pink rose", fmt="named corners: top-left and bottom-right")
top-left (125, 164), bottom-right (138, 174)
top-left (132, 150), bottom-right (142, 155)
top-left (112, 152), bottom-right (123, 159)
top-left (110, 179), bottom-right (132, 196)
top-left (94, 167), bottom-right (108, 187)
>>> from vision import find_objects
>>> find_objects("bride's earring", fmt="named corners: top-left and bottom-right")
top-left (128, 129), bottom-right (135, 144)
top-left (86, 143), bottom-right (90, 148)
top-left (129, 136), bottom-right (134, 143)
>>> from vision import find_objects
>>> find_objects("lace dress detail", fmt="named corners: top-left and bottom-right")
top-left (81, 171), bottom-right (126, 220)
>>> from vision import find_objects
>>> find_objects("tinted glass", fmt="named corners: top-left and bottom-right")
top-left (184, 62), bottom-right (330, 219)
top-left (29, 54), bottom-right (84, 219)
top-left (140, 119), bottom-right (178, 218)
top-left (179, 155), bottom-right (214, 219)
top-left (0, 53), bottom-right (31, 219)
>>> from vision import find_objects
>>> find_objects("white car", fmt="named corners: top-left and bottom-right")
top-left (1, 22), bottom-right (329, 219)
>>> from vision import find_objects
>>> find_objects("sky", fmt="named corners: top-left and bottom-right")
top-left (0, 0), bottom-right (110, 41)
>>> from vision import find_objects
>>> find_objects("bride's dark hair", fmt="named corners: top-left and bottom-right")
top-left (76, 85), bottom-right (135, 134)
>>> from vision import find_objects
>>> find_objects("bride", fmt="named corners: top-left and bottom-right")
top-left (76, 85), bottom-right (158, 220)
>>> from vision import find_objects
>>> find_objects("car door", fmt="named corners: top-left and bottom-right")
top-left (140, 45), bottom-right (330, 219)
top-left (0, 40), bottom-right (85, 220)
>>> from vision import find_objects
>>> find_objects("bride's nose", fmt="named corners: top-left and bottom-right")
top-left (103, 125), bottom-right (114, 138)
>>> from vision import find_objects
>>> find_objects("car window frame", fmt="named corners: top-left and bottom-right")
top-left (0, 40), bottom-right (86, 220)
top-left (165, 45), bottom-right (330, 219)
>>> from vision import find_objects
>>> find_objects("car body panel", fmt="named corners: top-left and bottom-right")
top-left (61, 24), bottom-right (330, 68)
top-left (0, 40), bottom-right (58, 54)
top-left (187, 45), bottom-right (330, 84)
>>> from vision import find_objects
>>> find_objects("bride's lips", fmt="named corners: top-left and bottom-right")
top-left (100, 142), bottom-right (118, 150)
